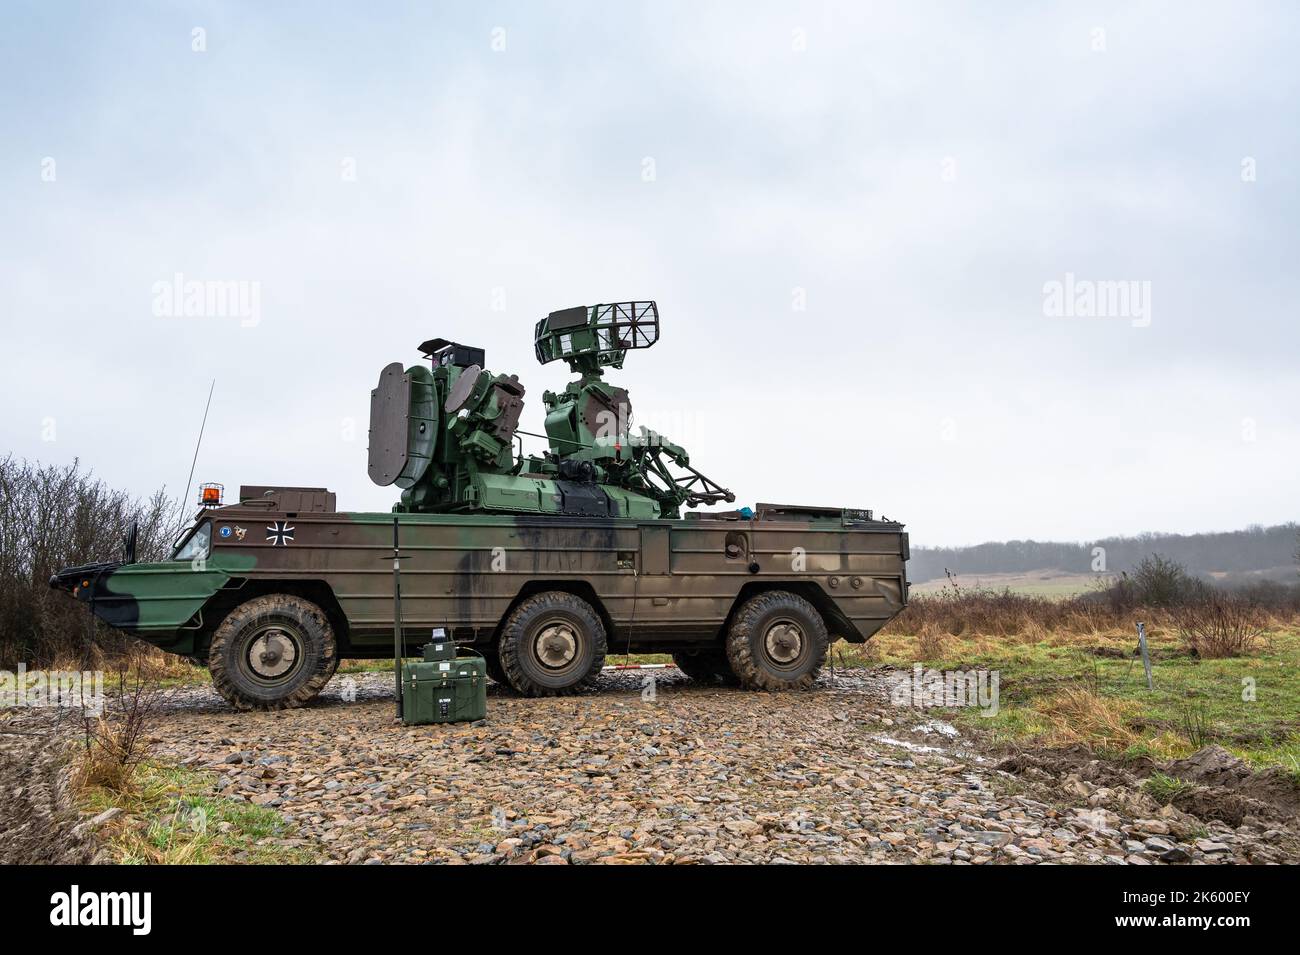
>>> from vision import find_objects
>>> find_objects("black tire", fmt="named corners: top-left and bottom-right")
top-left (483, 649), bottom-right (510, 687)
top-left (209, 594), bottom-right (337, 710)
top-left (725, 591), bottom-right (828, 691)
top-left (498, 591), bottom-right (607, 696)
top-left (672, 649), bottom-right (739, 685)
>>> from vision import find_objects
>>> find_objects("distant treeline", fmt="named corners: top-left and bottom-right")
top-left (909, 524), bottom-right (1299, 584)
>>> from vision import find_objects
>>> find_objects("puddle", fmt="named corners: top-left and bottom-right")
top-left (870, 723), bottom-right (992, 766)
top-left (872, 735), bottom-right (946, 754)
top-left (916, 720), bottom-right (959, 738)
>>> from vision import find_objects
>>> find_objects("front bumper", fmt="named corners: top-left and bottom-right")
top-left (49, 561), bottom-right (122, 600)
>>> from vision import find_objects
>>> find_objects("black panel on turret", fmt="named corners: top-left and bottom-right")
top-left (555, 481), bottom-right (612, 517)
top-left (547, 306), bottom-right (589, 330)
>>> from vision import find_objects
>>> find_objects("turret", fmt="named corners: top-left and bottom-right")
top-left (368, 302), bottom-right (733, 518)
top-left (533, 302), bottom-right (659, 470)
top-left (367, 339), bottom-right (525, 512)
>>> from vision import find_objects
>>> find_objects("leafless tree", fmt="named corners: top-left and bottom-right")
top-left (0, 456), bottom-right (174, 667)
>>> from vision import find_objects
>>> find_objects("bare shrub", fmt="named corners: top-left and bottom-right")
top-left (0, 456), bottom-right (174, 668)
top-left (1172, 593), bottom-right (1266, 658)
top-left (1099, 572), bottom-right (1137, 613)
top-left (855, 639), bottom-right (881, 664)
top-left (1229, 579), bottom-right (1300, 613)
top-left (893, 575), bottom-right (1081, 641)
top-left (888, 553), bottom-right (1298, 648)
top-left (76, 651), bottom-right (162, 793)
top-left (1131, 554), bottom-right (1208, 607)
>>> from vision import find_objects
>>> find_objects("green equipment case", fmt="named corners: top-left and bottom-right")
top-left (400, 636), bottom-right (488, 725)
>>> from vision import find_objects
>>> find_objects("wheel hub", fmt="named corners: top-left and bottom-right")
top-left (535, 623), bottom-right (578, 669)
top-left (248, 629), bottom-right (298, 679)
top-left (764, 621), bottom-right (804, 665)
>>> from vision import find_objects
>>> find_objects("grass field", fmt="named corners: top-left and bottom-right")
top-left (836, 621), bottom-right (1300, 778)
top-left (78, 762), bottom-right (310, 864)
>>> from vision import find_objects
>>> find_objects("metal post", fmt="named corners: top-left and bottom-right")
top-left (392, 516), bottom-right (404, 718)
top-left (1136, 621), bottom-right (1153, 691)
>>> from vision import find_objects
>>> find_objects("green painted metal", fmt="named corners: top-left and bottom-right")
top-left (371, 302), bottom-right (732, 520)
top-left (401, 653), bottom-right (488, 724)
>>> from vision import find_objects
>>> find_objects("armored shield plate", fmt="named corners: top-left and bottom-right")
top-left (370, 361), bottom-right (439, 489)
top-left (368, 363), bottom-right (411, 486)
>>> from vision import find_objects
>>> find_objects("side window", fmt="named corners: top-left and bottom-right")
top-left (173, 522), bottom-right (211, 561)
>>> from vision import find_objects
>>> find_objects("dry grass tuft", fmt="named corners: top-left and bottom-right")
top-left (52, 644), bottom-right (203, 683)
top-left (886, 584), bottom-right (1289, 656)
top-left (77, 718), bottom-right (149, 792)
top-left (1037, 685), bottom-right (1140, 752)
top-left (915, 625), bottom-right (946, 661)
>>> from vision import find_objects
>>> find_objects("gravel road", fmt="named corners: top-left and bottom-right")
top-left (114, 667), bottom-right (1297, 865)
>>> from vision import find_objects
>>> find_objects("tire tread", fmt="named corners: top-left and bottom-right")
top-left (725, 590), bottom-right (828, 691)
top-left (208, 594), bottom-right (337, 711)
top-left (498, 592), bottom-right (607, 697)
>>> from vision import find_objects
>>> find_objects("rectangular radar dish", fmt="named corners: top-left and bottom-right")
top-left (535, 300), bottom-right (659, 365)
top-left (594, 301), bottom-right (658, 350)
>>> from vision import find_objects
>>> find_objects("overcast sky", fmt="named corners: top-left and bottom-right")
top-left (2, 1), bottom-right (1297, 547)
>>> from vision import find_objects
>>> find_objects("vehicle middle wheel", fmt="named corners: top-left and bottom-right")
top-left (725, 590), bottom-right (828, 691)
top-left (497, 591), bottom-right (607, 696)
top-left (672, 649), bottom-right (739, 685)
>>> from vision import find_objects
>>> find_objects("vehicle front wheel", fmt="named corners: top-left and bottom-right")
top-left (208, 594), bottom-right (337, 710)
top-left (725, 591), bottom-right (828, 691)
top-left (497, 592), bottom-right (607, 696)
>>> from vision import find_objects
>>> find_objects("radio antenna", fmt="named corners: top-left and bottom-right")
top-left (173, 379), bottom-right (216, 534)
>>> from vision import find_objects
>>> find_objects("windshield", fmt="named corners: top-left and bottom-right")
top-left (172, 522), bottom-right (211, 561)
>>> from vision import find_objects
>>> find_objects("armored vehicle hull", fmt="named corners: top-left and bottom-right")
top-left (52, 498), bottom-right (908, 709)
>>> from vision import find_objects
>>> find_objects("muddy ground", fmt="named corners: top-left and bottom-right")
top-left (0, 713), bottom-right (99, 864)
top-left (2, 667), bottom-right (1297, 864)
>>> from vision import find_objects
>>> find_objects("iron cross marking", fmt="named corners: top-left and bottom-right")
top-left (266, 522), bottom-right (295, 546)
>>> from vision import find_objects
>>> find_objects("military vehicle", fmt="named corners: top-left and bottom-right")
top-left (51, 302), bottom-right (909, 710)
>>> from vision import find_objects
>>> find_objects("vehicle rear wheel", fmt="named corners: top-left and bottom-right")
top-left (672, 649), bottom-right (739, 685)
top-left (209, 594), bottom-right (337, 710)
top-left (497, 592), bottom-right (606, 696)
top-left (725, 591), bottom-right (828, 691)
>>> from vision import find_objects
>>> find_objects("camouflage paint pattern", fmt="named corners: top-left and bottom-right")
top-left (50, 302), bottom-right (909, 676)
top-left (51, 499), bottom-right (908, 662)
